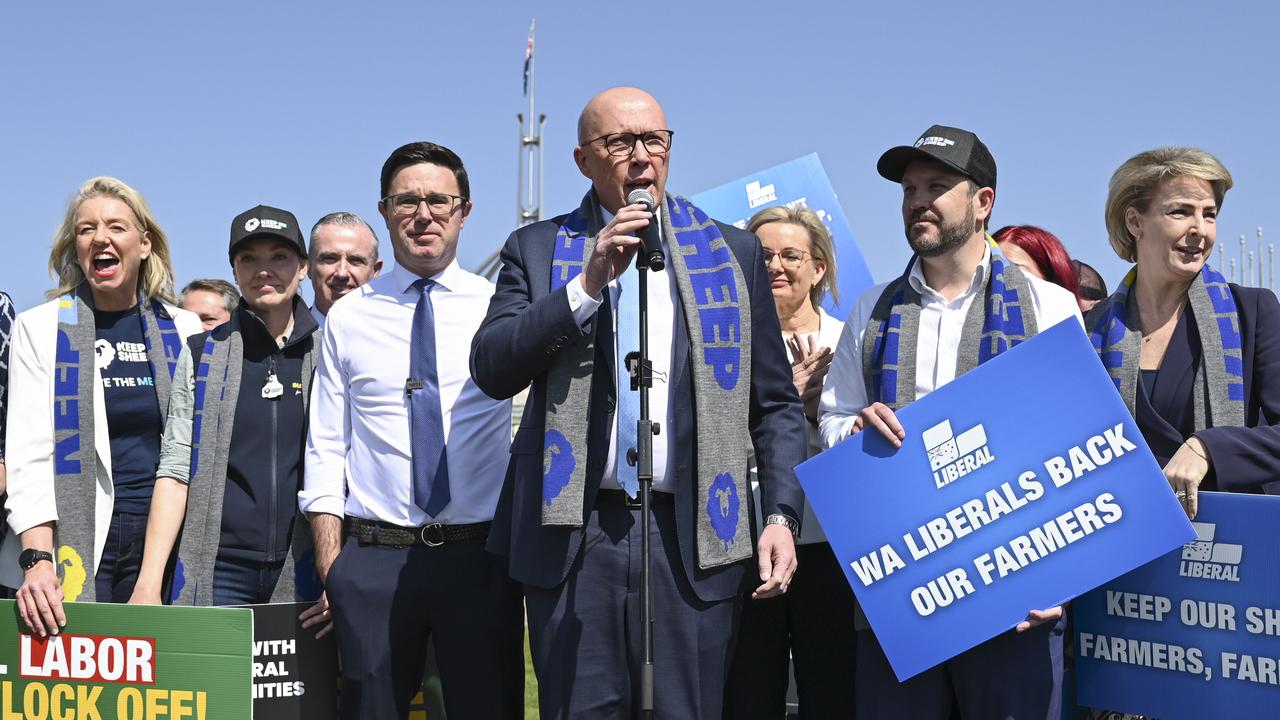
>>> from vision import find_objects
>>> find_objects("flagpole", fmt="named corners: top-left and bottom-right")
top-left (517, 19), bottom-right (542, 228)
top-left (1257, 228), bottom-right (1265, 287)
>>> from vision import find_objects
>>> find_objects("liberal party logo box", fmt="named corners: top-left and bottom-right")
top-left (691, 153), bottom-right (874, 321)
top-left (796, 320), bottom-right (1195, 680)
top-left (1075, 492), bottom-right (1280, 719)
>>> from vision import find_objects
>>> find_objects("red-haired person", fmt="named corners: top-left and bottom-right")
top-left (993, 225), bottom-right (1084, 310)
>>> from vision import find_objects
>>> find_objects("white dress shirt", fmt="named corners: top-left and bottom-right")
top-left (818, 245), bottom-right (1083, 448)
top-left (564, 207), bottom-right (676, 493)
top-left (310, 304), bottom-right (326, 332)
top-left (301, 261), bottom-right (512, 525)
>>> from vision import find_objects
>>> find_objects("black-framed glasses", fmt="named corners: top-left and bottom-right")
top-left (762, 249), bottom-right (812, 269)
top-left (382, 192), bottom-right (468, 217)
top-left (587, 130), bottom-right (675, 157)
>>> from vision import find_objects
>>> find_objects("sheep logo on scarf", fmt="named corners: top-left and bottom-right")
top-left (57, 545), bottom-right (87, 602)
top-left (541, 192), bottom-right (754, 569)
top-left (707, 473), bottom-right (741, 550)
top-left (542, 430), bottom-right (575, 506)
top-left (1088, 264), bottom-right (1244, 428)
top-left (864, 238), bottom-right (1037, 409)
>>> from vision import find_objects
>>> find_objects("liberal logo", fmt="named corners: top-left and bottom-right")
top-left (923, 419), bottom-right (994, 489)
top-left (745, 180), bottom-right (777, 209)
top-left (1180, 521), bottom-right (1242, 583)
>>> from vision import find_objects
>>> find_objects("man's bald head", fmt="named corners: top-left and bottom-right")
top-left (573, 87), bottom-right (671, 214)
top-left (576, 87), bottom-right (665, 143)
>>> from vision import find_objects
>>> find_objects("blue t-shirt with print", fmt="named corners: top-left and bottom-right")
top-left (94, 307), bottom-right (162, 515)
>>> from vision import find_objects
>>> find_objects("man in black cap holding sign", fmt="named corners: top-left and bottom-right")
top-left (818, 126), bottom-right (1082, 718)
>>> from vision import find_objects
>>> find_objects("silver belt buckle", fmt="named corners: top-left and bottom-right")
top-left (420, 522), bottom-right (446, 547)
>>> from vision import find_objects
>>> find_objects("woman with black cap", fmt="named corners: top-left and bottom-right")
top-left (130, 205), bottom-right (324, 617)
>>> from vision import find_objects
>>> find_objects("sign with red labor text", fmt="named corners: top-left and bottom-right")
top-left (1, 599), bottom-right (252, 718)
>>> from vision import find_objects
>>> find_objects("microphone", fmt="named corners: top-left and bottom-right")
top-left (626, 188), bottom-right (666, 271)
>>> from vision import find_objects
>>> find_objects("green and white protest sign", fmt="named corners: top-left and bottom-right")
top-left (0, 599), bottom-right (252, 719)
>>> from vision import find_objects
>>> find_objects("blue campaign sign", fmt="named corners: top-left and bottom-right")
top-left (691, 153), bottom-right (874, 320)
top-left (1075, 491), bottom-right (1280, 718)
top-left (797, 320), bottom-right (1196, 681)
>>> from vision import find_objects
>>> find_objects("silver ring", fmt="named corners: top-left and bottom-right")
top-left (1175, 490), bottom-right (1188, 498)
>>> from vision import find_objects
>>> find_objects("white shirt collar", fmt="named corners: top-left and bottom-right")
top-left (907, 243), bottom-right (991, 299)
top-left (392, 258), bottom-right (463, 295)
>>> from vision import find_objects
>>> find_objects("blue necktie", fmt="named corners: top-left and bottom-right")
top-left (409, 278), bottom-right (450, 516)
top-left (614, 269), bottom-right (640, 497)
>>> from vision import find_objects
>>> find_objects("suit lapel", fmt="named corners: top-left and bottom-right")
top-left (671, 286), bottom-right (690, 401)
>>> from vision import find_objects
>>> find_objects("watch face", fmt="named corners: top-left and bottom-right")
top-left (19, 549), bottom-right (51, 569)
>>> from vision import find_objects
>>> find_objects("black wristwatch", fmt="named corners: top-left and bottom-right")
top-left (18, 549), bottom-right (54, 571)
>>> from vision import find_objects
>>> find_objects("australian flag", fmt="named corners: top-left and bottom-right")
top-left (523, 19), bottom-right (534, 96)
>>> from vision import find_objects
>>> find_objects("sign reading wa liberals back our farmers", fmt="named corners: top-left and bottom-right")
top-left (1075, 492), bottom-right (1280, 719)
top-left (0, 599), bottom-right (252, 718)
top-left (691, 153), bottom-right (874, 320)
top-left (796, 320), bottom-right (1196, 681)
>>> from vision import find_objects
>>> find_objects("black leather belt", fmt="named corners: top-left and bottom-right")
top-left (344, 516), bottom-right (490, 548)
top-left (596, 489), bottom-right (674, 509)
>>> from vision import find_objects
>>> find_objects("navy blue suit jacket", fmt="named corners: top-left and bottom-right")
top-left (1136, 284), bottom-right (1280, 492)
top-left (470, 196), bottom-right (807, 602)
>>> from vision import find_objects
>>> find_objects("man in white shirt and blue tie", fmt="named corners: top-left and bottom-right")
top-left (301, 141), bottom-right (521, 720)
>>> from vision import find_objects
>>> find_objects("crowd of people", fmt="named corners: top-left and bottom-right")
top-left (0, 85), bottom-right (1276, 720)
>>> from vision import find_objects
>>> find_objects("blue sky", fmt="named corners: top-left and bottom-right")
top-left (4, 1), bottom-right (1278, 313)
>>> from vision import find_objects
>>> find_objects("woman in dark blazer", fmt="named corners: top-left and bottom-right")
top-left (1088, 147), bottom-right (1280, 518)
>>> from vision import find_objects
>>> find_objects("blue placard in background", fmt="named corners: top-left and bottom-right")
top-left (1075, 491), bottom-right (1280, 718)
top-left (692, 153), bottom-right (874, 320)
top-left (797, 320), bottom-right (1196, 680)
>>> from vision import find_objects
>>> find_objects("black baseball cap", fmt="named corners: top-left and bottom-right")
top-left (228, 205), bottom-right (306, 261)
top-left (877, 125), bottom-right (997, 190)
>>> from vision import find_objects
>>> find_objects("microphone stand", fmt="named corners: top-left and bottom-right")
top-left (627, 242), bottom-right (663, 717)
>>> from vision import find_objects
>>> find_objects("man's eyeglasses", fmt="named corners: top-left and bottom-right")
top-left (586, 130), bottom-right (675, 157)
top-left (762, 249), bottom-right (812, 269)
top-left (382, 192), bottom-right (468, 217)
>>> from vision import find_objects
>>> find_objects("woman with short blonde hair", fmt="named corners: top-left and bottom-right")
top-left (47, 176), bottom-right (177, 303)
top-left (747, 205), bottom-right (840, 308)
top-left (3, 177), bottom-right (201, 634)
top-left (1089, 147), bottom-right (1280, 523)
top-left (1103, 147), bottom-right (1233, 263)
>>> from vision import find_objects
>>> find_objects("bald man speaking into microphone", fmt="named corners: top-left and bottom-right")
top-left (471, 86), bottom-right (807, 719)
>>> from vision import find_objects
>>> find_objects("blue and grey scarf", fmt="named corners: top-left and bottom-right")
top-left (52, 286), bottom-right (182, 602)
top-left (541, 192), bottom-right (755, 569)
top-left (171, 312), bottom-right (320, 605)
top-left (1087, 264), bottom-right (1245, 429)
top-left (862, 237), bottom-right (1037, 409)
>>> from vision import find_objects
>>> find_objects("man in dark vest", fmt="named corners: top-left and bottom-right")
top-left (131, 205), bottom-right (321, 607)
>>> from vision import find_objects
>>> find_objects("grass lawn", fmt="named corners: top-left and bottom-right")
top-left (524, 631), bottom-right (540, 719)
